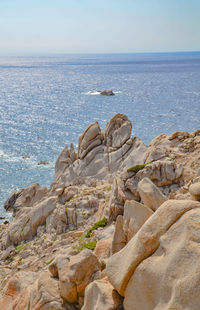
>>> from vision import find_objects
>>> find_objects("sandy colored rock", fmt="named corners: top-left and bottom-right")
top-left (108, 141), bottom-right (133, 173)
top-left (138, 177), bottom-right (167, 211)
top-left (106, 199), bottom-right (200, 296)
top-left (18, 271), bottom-right (65, 310)
top-left (78, 122), bottom-right (103, 159)
top-left (94, 238), bottom-right (111, 260)
top-left (189, 182), bottom-right (200, 200)
top-left (124, 207), bottom-right (200, 310)
top-left (1, 115), bottom-right (200, 309)
top-left (111, 215), bottom-right (126, 254)
top-left (82, 277), bottom-right (122, 310)
top-left (123, 200), bottom-right (154, 241)
top-left (136, 160), bottom-right (183, 187)
top-left (112, 201), bottom-right (153, 254)
top-left (54, 147), bottom-right (71, 181)
top-left (46, 204), bottom-right (68, 234)
top-left (8, 196), bottom-right (57, 245)
top-left (105, 114), bottom-right (132, 149)
top-left (122, 137), bottom-right (147, 171)
top-left (0, 271), bottom-right (37, 309)
top-left (0, 271), bottom-right (64, 310)
top-left (49, 249), bottom-right (100, 303)
top-left (3, 183), bottom-right (48, 216)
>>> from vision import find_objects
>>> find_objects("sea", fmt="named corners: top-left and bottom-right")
top-left (0, 52), bottom-right (200, 221)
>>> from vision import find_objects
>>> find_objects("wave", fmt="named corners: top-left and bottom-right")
top-left (0, 150), bottom-right (53, 168)
top-left (0, 151), bottom-right (24, 163)
top-left (185, 91), bottom-right (200, 96)
top-left (0, 149), bottom-right (7, 157)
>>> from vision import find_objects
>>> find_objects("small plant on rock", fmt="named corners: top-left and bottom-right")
top-left (16, 243), bottom-right (24, 251)
top-left (85, 217), bottom-right (107, 238)
top-left (46, 257), bottom-right (55, 265)
top-left (73, 240), bottom-right (97, 251)
top-left (126, 161), bottom-right (152, 173)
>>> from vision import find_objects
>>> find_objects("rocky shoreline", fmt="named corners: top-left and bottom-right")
top-left (0, 113), bottom-right (200, 309)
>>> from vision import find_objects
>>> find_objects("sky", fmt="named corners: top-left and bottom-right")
top-left (0, 0), bottom-right (200, 54)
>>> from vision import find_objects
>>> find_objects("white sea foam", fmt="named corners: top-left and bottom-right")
top-left (185, 91), bottom-right (200, 96)
top-left (0, 152), bottom-right (23, 163)
top-left (0, 151), bottom-right (43, 167)
top-left (0, 149), bottom-right (6, 157)
top-left (86, 90), bottom-right (122, 95)
top-left (86, 91), bottom-right (101, 95)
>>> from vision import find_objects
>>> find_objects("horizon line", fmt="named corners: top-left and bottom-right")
top-left (0, 50), bottom-right (200, 57)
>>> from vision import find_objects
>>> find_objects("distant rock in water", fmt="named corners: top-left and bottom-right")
top-left (88, 89), bottom-right (115, 96)
top-left (22, 155), bottom-right (30, 159)
top-left (37, 161), bottom-right (49, 165)
top-left (100, 89), bottom-right (115, 96)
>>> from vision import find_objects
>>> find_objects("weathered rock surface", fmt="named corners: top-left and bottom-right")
top-left (111, 201), bottom-right (153, 254)
top-left (78, 122), bottom-right (103, 160)
top-left (0, 271), bottom-right (68, 310)
top-left (123, 200), bottom-right (153, 241)
top-left (54, 114), bottom-right (147, 185)
top-left (124, 206), bottom-right (200, 310)
top-left (189, 182), bottom-right (200, 200)
top-left (49, 249), bottom-right (100, 303)
top-left (54, 144), bottom-right (77, 182)
top-left (3, 183), bottom-right (48, 216)
top-left (82, 277), bottom-right (123, 310)
top-left (6, 196), bottom-right (57, 246)
top-left (105, 114), bottom-right (132, 150)
top-left (111, 215), bottom-right (126, 254)
top-left (106, 199), bottom-right (200, 296)
top-left (138, 177), bottom-right (167, 211)
top-left (94, 238), bottom-right (111, 260)
top-left (1, 114), bottom-right (200, 310)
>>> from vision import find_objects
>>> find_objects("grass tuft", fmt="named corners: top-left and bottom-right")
top-left (85, 217), bottom-right (107, 238)
top-left (16, 243), bottom-right (24, 251)
top-left (46, 257), bottom-right (55, 265)
top-left (73, 240), bottom-right (97, 251)
top-left (126, 161), bottom-right (152, 173)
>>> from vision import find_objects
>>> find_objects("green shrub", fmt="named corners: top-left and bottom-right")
top-left (85, 217), bottom-right (107, 238)
top-left (73, 240), bottom-right (97, 251)
top-left (126, 161), bottom-right (152, 173)
top-left (78, 234), bottom-right (85, 243)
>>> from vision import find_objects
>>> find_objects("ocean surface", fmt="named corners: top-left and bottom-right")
top-left (0, 52), bottom-right (200, 221)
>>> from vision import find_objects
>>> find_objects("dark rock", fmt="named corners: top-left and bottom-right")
top-left (100, 89), bottom-right (115, 96)
top-left (37, 161), bottom-right (49, 165)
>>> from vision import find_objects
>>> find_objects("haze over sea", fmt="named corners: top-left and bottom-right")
top-left (0, 52), bottom-right (200, 220)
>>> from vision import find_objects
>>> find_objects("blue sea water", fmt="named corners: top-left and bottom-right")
top-left (0, 52), bottom-right (200, 220)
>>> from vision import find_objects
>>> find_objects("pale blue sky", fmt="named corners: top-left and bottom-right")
top-left (0, 0), bottom-right (200, 54)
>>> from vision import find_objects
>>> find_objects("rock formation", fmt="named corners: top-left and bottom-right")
top-left (0, 113), bottom-right (200, 309)
top-left (100, 89), bottom-right (115, 96)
